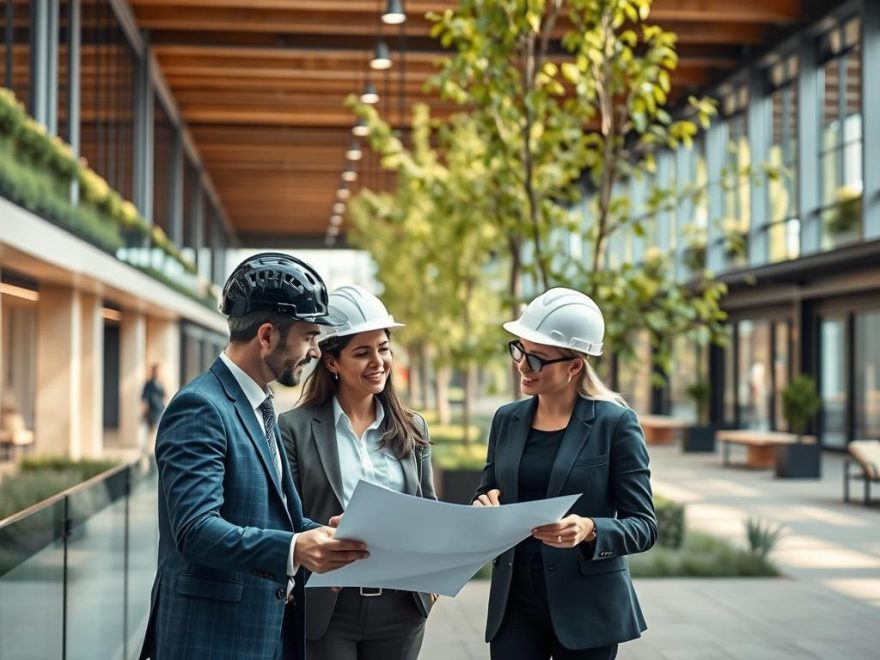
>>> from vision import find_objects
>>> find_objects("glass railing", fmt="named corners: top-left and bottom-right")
top-left (0, 459), bottom-right (158, 660)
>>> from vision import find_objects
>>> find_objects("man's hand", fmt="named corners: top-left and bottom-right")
top-left (294, 527), bottom-right (368, 574)
top-left (531, 515), bottom-right (593, 547)
top-left (328, 514), bottom-right (342, 528)
top-left (472, 489), bottom-right (501, 506)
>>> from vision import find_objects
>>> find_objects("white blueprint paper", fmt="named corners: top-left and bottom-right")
top-left (307, 480), bottom-right (581, 596)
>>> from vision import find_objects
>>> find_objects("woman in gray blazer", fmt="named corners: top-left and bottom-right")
top-left (279, 285), bottom-right (435, 660)
top-left (474, 288), bottom-right (658, 660)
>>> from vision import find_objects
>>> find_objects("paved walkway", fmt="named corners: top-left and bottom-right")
top-left (421, 441), bottom-right (880, 659)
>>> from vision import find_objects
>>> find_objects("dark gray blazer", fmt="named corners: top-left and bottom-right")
top-left (475, 396), bottom-right (658, 650)
top-left (279, 400), bottom-right (436, 639)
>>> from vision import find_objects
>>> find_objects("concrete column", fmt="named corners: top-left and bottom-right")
top-left (79, 294), bottom-right (104, 457)
top-left (119, 310), bottom-right (146, 449)
top-left (145, 316), bottom-right (178, 453)
top-left (35, 286), bottom-right (82, 457)
top-left (146, 316), bottom-right (180, 395)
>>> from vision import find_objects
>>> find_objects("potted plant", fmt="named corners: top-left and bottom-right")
top-left (775, 375), bottom-right (822, 478)
top-left (683, 380), bottom-right (715, 452)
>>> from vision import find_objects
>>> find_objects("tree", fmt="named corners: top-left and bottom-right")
top-left (348, 103), bottom-right (505, 438)
top-left (429, 0), bottom-right (728, 384)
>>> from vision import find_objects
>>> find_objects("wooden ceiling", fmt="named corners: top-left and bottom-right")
top-left (130, 0), bottom-right (805, 246)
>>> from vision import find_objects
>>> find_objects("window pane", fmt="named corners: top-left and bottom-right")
top-left (724, 324), bottom-right (736, 425)
top-left (820, 317), bottom-right (848, 449)
top-left (774, 322), bottom-right (790, 431)
top-left (736, 321), bottom-right (773, 431)
top-left (0, 0), bottom-right (31, 109)
top-left (855, 311), bottom-right (880, 440)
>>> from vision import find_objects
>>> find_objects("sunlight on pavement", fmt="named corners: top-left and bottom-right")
top-left (822, 579), bottom-right (880, 609)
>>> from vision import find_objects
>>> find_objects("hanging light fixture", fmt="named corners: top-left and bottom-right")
top-left (382, 0), bottom-right (406, 24)
top-left (346, 139), bottom-right (363, 160)
top-left (330, 214), bottom-right (343, 226)
top-left (370, 39), bottom-right (392, 70)
top-left (360, 81), bottom-right (379, 104)
top-left (342, 166), bottom-right (358, 182)
top-left (333, 201), bottom-right (346, 214)
top-left (352, 118), bottom-right (369, 137)
top-left (336, 183), bottom-right (351, 200)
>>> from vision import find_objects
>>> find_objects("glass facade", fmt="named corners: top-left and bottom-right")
top-left (669, 336), bottom-right (707, 423)
top-left (819, 316), bottom-right (848, 449)
top-left (617, 331), bottom-right (652, 413)
top-left (720, 87), bottom-right (750, 270)
top-left (152, 93), bottom-right (176, 235)
top-left (855, 310), bottom-right (880, 440)
top-left (80, 0), bottom-right (137, 203)
top-left (0, 0), bottom-right (32, 109)
top-left (819, 16), bottom-right (863, 250)
top-left (767, 55), bottom-right (800, 262)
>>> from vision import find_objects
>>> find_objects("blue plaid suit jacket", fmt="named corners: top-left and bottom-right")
top-left (140, 358), bottom-right (320, 660)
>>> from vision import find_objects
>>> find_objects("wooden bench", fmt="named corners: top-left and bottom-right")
top-left (844, 440), bottom-right (880, 506)
top-left (638, 415), bottom-right (690, 445)
top-left (716, 430), bottom-right (816, 469)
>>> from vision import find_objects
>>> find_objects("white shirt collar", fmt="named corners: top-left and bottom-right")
top-left (332, 396), bottom-right (385, 432)
top-left (219, 351), bottom-right (272, 411)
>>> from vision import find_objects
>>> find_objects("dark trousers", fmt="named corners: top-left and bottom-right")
top-left (306, 588), bottom-right (426, 660)
top-left (491, 558), bottom-right (619, 660)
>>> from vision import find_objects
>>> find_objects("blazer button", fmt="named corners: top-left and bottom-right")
top-left (276, 588), bottom-right (285, 600)
top-left (546, 564), bottom-right (556, 571)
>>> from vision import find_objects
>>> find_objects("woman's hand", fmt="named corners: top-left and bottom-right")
top-left (472, 489), bottom-right (502, 506)
top-left (532, 515), bottom-right (594, 547)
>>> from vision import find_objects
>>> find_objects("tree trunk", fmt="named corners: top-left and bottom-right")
top-left (508, 235), bottom-right (523, 400)
top-left (420, 344), bottom-right (432, 412)
top-left (408, 342), bottom-right (423, 408)
top-left (436, 365), bottom-right (452, 426)
top-left (462, 364), bottom-right (473, 446)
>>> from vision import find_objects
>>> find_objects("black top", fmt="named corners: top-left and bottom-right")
top-left (515, 426), bottom-right (565, 561)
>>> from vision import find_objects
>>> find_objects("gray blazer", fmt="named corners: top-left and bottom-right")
top-left (279, 400), bottom-right (436, 640)
top-left (475, 396), bottom-right (658, 649)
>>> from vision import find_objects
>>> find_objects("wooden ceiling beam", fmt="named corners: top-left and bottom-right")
top-left (133, 0), bottom-right (799, 24)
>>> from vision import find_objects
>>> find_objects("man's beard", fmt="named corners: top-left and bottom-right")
top-left (268, 341), bottom-right (310, 387)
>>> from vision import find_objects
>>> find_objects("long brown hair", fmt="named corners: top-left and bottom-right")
top-left (298, 330), bottom-right (429, 459)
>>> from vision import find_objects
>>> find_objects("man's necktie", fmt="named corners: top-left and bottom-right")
top-left (258, 396), bottom-right (282, 481)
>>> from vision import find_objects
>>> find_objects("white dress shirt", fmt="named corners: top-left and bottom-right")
top-left (333, 397), bottom-right (405, 508)
top-left (219, 352), bottom-right (298, 583)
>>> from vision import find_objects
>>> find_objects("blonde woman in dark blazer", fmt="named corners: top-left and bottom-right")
top-left (474, 288), bottom-right (658, 660)
top-left (279, 285), bottom-right (435, 660)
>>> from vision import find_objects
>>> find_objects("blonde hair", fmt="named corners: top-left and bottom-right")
top-left (575, 355), bottom-right (629, 408)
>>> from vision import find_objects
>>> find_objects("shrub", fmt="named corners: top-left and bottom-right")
top-left (654, 495), bottom-right (685, 549)
top-left (431, 443), bottom-right (488, 471)
top-left (782, 375), bottom-right (820, 441)
top-left (0, 458), bottom-right (119, 521)
top-left (630, 531), bottom-right (779, 578)
top-left (745, 517), bottom-right (784, 560)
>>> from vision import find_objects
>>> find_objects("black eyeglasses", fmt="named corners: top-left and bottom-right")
top-left (508, 340), bottom-right (577, 373)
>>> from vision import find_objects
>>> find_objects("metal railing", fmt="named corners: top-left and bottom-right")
top-left (0, 459), bottom-right (158, 660)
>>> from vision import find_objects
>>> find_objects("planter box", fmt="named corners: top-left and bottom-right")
top-left (775, 442), bottom-right (821, 479)
top-left (683, 425), bottom-right (715, 453)
top-left (440, 468), bottom-right (483, 504)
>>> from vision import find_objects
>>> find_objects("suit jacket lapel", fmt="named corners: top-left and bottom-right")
top-left (546, 397), bottom-right (596, 498)
top-left (311, 403), bottom-right (346, 510)
top-left (211, 358), bottom-right (287, 504)
top-left (401, 431), bottom-right (420, 496)
top-left (499, 397), bottom-right (538, 503)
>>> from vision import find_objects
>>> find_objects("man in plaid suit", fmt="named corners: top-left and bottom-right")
top-left (140, 253), bottom-right (368, 660)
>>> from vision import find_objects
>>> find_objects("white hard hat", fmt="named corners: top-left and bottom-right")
top-left (503, 287), bottom-right (604, 356)
top-left (320, 285), bottom-right (404, 340)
